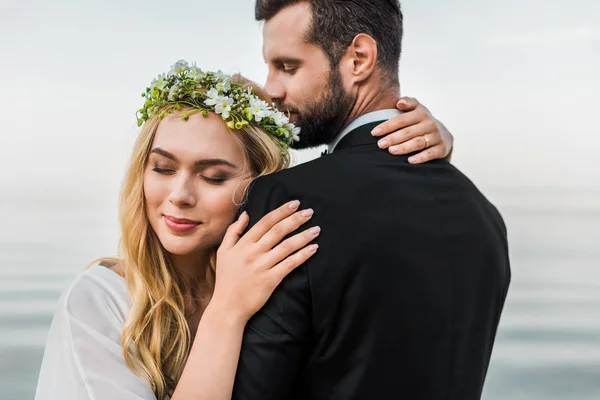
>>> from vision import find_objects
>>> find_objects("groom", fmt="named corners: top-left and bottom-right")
top-left (233, 1), bottom-right (511, 399)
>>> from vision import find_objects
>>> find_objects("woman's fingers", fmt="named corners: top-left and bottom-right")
top-left (377, 119), bottom-right (436, 150)
top-left (220, 211), bottom-right (249, 249)
top-left (256, 208), bottom-right (315, 251)
top-left (371, 108), bottom-right (422, 139)
top-left (265, 225), bottom-right (321, 266)
top-left (395, 97), bottom-right (420, 110)
top-left (241, 200), bottom-right (301, 244)
top-left (269, 243), bottom-right (319, 284)
top-left (386, 130), bottom-right (438, 154)
top-left (386, 132), bottom-right (448, 163)
top-left (407, 145), bottom-right (448, 164)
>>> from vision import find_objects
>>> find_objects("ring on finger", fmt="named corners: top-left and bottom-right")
top-left (423, 135), bottom-right (431, 149)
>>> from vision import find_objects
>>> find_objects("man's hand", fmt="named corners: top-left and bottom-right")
top-left (371, 97), bottom-right (454, 164)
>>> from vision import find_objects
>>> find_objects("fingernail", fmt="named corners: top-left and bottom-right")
top-left (378, 139), bottom-right (389, 148)
top-left (289, 200), bottom-right (301, 209)
top-left (371, 127), bottom-right (382, 136)
top-left (239, 211), bottom-right (248, 219)
top-left (308, 244), bottom-right (319, 252)
top-left (302, 208), bottom-right (314, 218)
top-left (398, 99), bottom-right (408, 105)
top-left (309, 226), bottom-right (321, 235)
top-left (408, 157), bottom-right (417, 163)
top-left (389, 146), bottom-right (399, 153)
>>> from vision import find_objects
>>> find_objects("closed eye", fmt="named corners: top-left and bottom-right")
top-left (202, 176), bottom-right (227, 185)
top-left (152, 166), bottom-right (175, 175)
top-left (273, 60), bottom-right (300, 74)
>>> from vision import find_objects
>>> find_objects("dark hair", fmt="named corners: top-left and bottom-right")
top-left (255, 0), bottom-right (403, 84)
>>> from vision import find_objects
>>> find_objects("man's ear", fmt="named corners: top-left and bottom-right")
top-left (341, 33), bottom-right (378, 85)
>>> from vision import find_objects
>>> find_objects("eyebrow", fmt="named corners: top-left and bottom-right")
top-left (150, 148), bottom-right (237, 168)
top-left (271, 56), bottom-right (303, 65)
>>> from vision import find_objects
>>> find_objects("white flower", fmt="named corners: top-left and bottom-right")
top-left (286, 123), bottom-right (301, 142)
top-left (247, 98), bottom-right (270, 122)
top-left (214, 96), bottom-right (234, 118)
top-left (150, 73), bottom-right (167, 91)
top-left (204, 88), bottom-right (220, 106)
top-left (188, 63), bottom-right (205, 80)
top-left (213, 70), bottom-right (229, 81)
top-left (271, 111), bottom-right (289, 127)
top-left (262, 109), bottom-right (274, 120)
top-left (216, 79), bottom-right (231, 93)
top-left (168, 85), bottom-right (179, 101)
top-left (169, 60), bottom-right (189, 76)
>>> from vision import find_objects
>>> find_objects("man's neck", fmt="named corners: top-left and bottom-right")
top-left (342, 87), bottom-right (400, 131)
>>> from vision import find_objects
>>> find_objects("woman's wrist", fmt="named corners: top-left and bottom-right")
top-left (203, 299), bottom-right (248, 330)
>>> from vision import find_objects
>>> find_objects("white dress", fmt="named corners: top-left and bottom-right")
top-left (35, 264), bottom-right (157, 399)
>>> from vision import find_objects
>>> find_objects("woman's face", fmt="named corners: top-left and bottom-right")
top-left (143, 112), bottom-right (251, 256)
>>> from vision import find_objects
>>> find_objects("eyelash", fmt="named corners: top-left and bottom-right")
top-left (152, 167), bottom-right (174, 175)
top-left (202, 177), bottom-right (226, 185)
top-left (152, 166), bottom-right (227, 185)
top-left (279, 64), bottom-right (298, 74)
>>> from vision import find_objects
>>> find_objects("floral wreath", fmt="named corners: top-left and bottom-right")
top-left (136, 60), bottom-right (300, 152)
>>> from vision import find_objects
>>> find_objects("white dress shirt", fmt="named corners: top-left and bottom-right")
top-left (328, 109), bottom-right (402, 154)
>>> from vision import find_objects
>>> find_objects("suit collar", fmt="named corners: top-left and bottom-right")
top-left (333, 121), bottom-right (385, 152)
top-left (328, 109), bottom-right (403, 153)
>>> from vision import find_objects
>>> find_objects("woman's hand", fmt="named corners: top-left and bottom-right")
top-left (173, 200), bottom-right (318, 400)
top-left (212, 200), bottom-right (320, 323)
top-left (371, 97), bottom-right (454, 164)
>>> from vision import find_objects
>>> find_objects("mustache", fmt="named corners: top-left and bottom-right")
top-left (274, 103), bottom-right (300, 115)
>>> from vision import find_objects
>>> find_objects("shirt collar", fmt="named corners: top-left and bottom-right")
top-left (328, 109), bottom-right (403, 154)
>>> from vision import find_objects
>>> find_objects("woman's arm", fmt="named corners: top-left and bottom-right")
top-left (173, 305), bottom-right (245, 400)
top-left (171, 200), bottom-right (319, 400)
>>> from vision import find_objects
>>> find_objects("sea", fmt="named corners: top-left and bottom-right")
top-left (1, 186), bottom-right (599, 399)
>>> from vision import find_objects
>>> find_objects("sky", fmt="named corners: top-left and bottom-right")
top-left (0, 0), bottom-right (598, 206)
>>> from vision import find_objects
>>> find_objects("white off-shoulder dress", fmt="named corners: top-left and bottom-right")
top-left (35, 264), bottom-right (157, 399)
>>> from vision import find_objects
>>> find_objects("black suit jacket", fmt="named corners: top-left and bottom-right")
top-left (232, 121), bottom-right (511, 400)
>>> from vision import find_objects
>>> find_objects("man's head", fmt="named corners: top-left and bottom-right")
top-left (256, 0), bottom-right (403, 148)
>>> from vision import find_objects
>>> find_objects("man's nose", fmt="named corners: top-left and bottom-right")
top-left (264, 72), bottom-right (285, 103)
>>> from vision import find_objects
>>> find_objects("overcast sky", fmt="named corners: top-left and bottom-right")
top-left (0, 0), bottom-right (598, 204)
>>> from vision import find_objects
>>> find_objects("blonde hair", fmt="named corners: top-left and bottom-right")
top-left (104, 75), bottom-right (289, 398)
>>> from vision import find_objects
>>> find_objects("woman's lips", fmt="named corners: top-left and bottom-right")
top-left (164, 215), bottom-right (201, 233)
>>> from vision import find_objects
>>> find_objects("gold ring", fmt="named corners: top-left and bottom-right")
top-left (423, 135), bottom-right (431, 149)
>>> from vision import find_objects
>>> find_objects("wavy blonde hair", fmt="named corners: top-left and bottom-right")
top-left (102, 75), bottom-right (289, 399)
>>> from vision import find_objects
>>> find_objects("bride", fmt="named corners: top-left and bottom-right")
top-left (35, 61), bottom-right (454, 399)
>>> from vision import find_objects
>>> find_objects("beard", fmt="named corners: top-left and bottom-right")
top-left (280, 67), bottom-right (356, 150)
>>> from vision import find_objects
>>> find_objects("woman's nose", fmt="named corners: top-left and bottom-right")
top-left (167, 174), bottom-right (196, 208)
